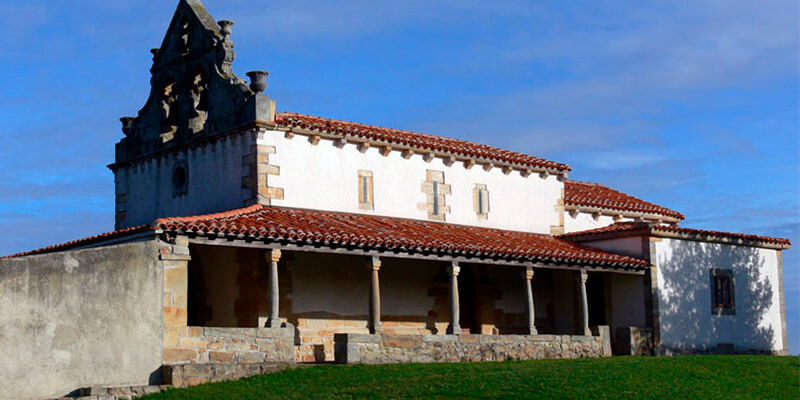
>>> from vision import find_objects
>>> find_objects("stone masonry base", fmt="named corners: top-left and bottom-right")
top-left (162, 362), bottom-right (293, 388)
top-left (335, 328), bottom-right (612, 364)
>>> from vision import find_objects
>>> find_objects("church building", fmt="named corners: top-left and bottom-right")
top-left (0, 1), bottom-right (790, 399)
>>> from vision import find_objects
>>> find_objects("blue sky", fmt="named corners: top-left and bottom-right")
top-left (1, 1), bottom-right (797, 352)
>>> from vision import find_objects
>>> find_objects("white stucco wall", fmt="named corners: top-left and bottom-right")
top-left (579, 236), bottom-right (645, 259)
top-left (564, 212), bottom-right (638, 233)
top-left (654, 238), bottom-right (785, 353)
top-left (0, 242), bottom-right (163, 400)
top-left (117, 133), bottom-right (254, 228)
top-left (261, 130), bottom-right (563, 234)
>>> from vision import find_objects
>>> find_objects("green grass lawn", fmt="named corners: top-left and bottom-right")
top-left (142, 356), bottom-right (798, 400)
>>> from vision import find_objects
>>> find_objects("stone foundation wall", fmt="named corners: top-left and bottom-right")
top-left (334, 329), bottom-right (611, 365)
top-left (164, 327), bottom-right (294, 365)
top-left (615, 327), bottom-right (653, 356)
top-left (162, 362), bottom-right (291, 388)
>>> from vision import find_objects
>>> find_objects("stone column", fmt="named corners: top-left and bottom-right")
top-left (368, 256), bottom-right (382, 334)
top-left (266, 249), bottom-right (282, 328)
top-left (523, 267), bottom-right (537, 335)
top-left (577, 270), bottom-right (591, 336)
top-left (446, 261), bottom-right (462, 335)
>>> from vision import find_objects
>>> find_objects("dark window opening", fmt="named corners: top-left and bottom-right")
top-left (710, 269), bottom-right (735, 315)
top-left (172, 162), bottom-right (189, 197)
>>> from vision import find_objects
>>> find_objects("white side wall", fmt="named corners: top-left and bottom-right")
top-left (564, 212), bottom-right (638, 233)
top-left (579, 237), bottom-right (644, 259)
top-left (654, 238), bottom-right (785, 353)
top-left (261, 130), bottom-right (563, 234)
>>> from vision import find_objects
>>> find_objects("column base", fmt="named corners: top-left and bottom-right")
top-left (368, 323), bottom-right (383, 335)
top-left (528, 327), bottom-right (538, 335)
top-left (446, 325), bottom-right (462, 335)
top-left (583, 328), bottom-right (592, 336)
top-left (266, 317), bottom-right (282, 328)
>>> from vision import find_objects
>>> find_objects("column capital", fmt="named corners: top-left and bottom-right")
top-left (447, 261), bottom-right (460, 276)
top-left (577, 269), bottom-right (588, 283)
top-left (268, 249), bottom-right (282, 263)
top-left (368, 256), bottom-right (381, 271)
top-left (523, 267), bottom-right (534, 280)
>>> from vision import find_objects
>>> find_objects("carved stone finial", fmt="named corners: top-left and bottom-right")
top-left (120, 117), bottom-right (135, 136)
top-left (218, 20), bottom-right (234, 38)
top-left (150, 48), bottom-right (160, 61)
top-left (246, 71), bottom-right (269, 94)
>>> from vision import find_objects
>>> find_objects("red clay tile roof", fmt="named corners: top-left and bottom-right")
top-left (154, 205), bottom-right (646, 269)
top-left (3, 206), bottom-right (647, 269)
top-left (275, 112), bottom-right (571, 172)
top-left (1, 225), bottom-right (154, 259)
top-left (561, 222), bottom-right (791, 248)
top-left (565, 180), bottom-right (684, 220)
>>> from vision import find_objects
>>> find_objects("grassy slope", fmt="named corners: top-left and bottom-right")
top-left (142, 356), bottom-right (799, 400)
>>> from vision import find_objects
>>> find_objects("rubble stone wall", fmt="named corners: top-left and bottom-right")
top-left (164, 327), bottom-right (295, 366)
top-left (334, 329), bottom-right (611, 365)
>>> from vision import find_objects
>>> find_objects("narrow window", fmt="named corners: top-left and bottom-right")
top-left (358, 170), bottom-right (374, 210)
top-left (432, 181), bottom-right (441, 216)
top-left (710, 269), bottom-right (735, 315)
top-left (473, 184), bottom-right (490, 218)
top-left (419, 170), bottom-right (449, 221)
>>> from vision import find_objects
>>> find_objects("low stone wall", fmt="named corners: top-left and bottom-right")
top-left (164, 326), bottom-right (295, 365)
top-left (334, 328), bottom-right (611, 364)
top-left (615, 327), bottom-right (653, 356)
top-left (162, 362), bottom-right (292, 388)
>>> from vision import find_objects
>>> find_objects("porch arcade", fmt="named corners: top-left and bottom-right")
top-left (157, 205), bottom-right (649, 363)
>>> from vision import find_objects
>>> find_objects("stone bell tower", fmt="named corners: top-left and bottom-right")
top-left (110, 0), bottom-right (278, 229)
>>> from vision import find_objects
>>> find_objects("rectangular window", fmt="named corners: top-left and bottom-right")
top-left (710, 269), bottom-right (735, 315)
top-left (473, 184), bottom-right (489, 218)
top-left (358, 170), bottom-right (374, 210)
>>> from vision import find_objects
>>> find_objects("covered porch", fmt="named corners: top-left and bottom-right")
top-left (157, 205), bottom-right (649, 366)
top-left (182, 242), bottom-right (644, 362)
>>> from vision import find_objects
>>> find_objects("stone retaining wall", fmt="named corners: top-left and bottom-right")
top-left (615, 327), bottom-right (653, 356)
top-left (164, 326), bottom-right (295, 365)
top-left (162, 362), bottom-right (292, 388)
top-left (334, 327), bottom-right (611, 364)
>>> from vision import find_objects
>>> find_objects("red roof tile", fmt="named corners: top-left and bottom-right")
top-left (561, 222), bottom-right (791, 248)
top-left (275, 112), bottom-right (571, 172)
top-left (3, 206), bottom-right (650, 269)
top-left (154, 205), bottom-right (646, 269)
top-left (565, 180), bottom-right (684, 220)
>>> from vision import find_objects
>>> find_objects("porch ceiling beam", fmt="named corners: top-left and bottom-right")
top-left (183, 235), bottom-right (645, 275)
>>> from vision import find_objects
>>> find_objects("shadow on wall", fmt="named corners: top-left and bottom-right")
top-left (658, 240), bottom-right (776, 353)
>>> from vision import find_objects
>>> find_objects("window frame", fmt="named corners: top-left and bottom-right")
top-left (473, 184), bottom-right (490, 219)
top-left (420, 170), bottom-right (450, 221)
top-left (358, 170), bottom-right (374, 210)
top-left (710, 268), bottom-right (735, 315)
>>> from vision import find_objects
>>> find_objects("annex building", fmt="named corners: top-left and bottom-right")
top-left (0, 1), bottom-right (790, 399)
